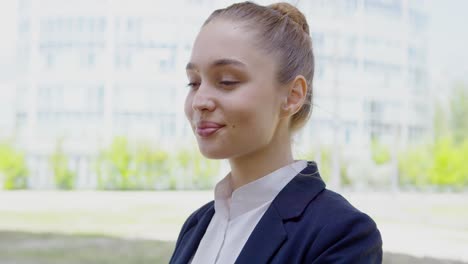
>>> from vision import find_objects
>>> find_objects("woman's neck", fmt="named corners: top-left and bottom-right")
top-left (227, 132), bottom-right (294, 192)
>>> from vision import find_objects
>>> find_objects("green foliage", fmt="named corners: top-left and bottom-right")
top-left (191, 151), bottom-right (220, 189)
top-left (398, 144), bottom-right (432, 186)
top-left (176, 148), bottom-right (191, 169)
top-left (340, 162), bottom-right (351, 186)
top-left (134, 143), bottom-right (170, 190)
top-left (171, 148), bottom-right (194, 190)
top-left (96, 137), bottom-right (135, 190)
top-left (398, 82), bottom-right (468, 189)
top-left (0, 142), bottom-right (28, 189)
top-left (399, 137), bottom-right (468, 188)
top-left (164, 147), bottom-right (221, 190)
top-left (450, 83), bottom-right (468, 144)
top-left (50, 140), bottom-right (76, 190)
top-left (428, 138), bottom-right (468, 187)
top-left (371, 139), bottom-right (391, 165)
top-left (434, 103), bottom-right (450, 139)
top-left (94, 138), bottom-right (219, 190)
top-left (295, 146), bottom-right (350, 185)
top-left (319, 147), bottom-right (332, 182)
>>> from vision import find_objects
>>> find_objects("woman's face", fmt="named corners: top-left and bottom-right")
top-left (184, 19), bottom-right (286, 159)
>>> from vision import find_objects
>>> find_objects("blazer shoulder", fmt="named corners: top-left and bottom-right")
top-left (303, 189), bottom-right (382, 263)
top-left (314, 190), bottom-right (380, 236)
top-left (172, 200), bottom-right (214, 251)
top-left (313, 189), bottom-right (370, 220)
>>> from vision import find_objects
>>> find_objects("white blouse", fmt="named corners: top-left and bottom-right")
top-left (189, 160), bottom-right (307, 264)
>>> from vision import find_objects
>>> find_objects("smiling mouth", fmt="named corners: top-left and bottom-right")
top-left (196, 126), bottom-right (225, 137)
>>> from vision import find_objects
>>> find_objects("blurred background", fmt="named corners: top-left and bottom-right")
top-left (0, 0), bottom-right (467, 263)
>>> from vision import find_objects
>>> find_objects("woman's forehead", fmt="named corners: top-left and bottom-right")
top-left (189, 20), bottom-right (272, 72)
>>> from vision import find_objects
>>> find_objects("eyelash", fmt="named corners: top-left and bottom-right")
top-left (187, 82), bottom-right (199, 89)
top-left (186, 81), bottom-right (239, 89)
top-left (219, 81), bottom-right (239, 86)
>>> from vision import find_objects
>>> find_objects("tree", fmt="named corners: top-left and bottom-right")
top-left (50, 139), bottom-right (76, 190)
top-left (191, 151), bottom-right (221, 189)
top-left (371, 139), bottom-right (391, 165)
top-left (450, 82), bottom-right (468, 144)
top-left (0, 142), bottom-right (29, 189)
top-left (134, 143), bottom-right (170, 190)
top-left (429, 137), bottom-right (468, 188)
top-left (96, 137), bottom-right (133, 190)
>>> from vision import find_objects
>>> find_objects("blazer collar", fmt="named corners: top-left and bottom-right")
top-left (174, 161), bottom-right (325, 264)
top-left (234, 161), bottom-right (325, 263)
top-left (273, 161), bottom-right (325, 220)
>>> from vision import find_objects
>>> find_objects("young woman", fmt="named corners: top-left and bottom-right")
top-left (170, 1), bottom-right (382, 263)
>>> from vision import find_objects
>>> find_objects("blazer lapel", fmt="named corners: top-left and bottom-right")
top-left (234, 203), bottom-right (287, 263)
top-left (175, 204), bottom-right (215, 264)
top-left (235, 161), bottom-right (325, 263)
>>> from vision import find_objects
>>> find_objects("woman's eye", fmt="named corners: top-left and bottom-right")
top-left (187, 82), bottom-right (200, 89)
top-left (219, 81), bottom-right (239, 87)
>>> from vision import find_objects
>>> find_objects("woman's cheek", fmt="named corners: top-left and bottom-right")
top-left (184, 94), bottom-right (193, 121)
top-left (230, 108), bottom-right (255, 133)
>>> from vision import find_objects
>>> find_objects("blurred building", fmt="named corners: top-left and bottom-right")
top-left (295, 0), bottom-right (431, 151)
top-left (0, 0), bottom-right (18, 140)
top-left (5, 0), bottom-right (431, 188)
top-left (14, 0), bottom-right (205, 154)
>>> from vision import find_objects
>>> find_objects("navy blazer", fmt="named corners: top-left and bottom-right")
top-left (169, 161), bottom-right (382, 263)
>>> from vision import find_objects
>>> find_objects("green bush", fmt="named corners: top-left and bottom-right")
top-left (191, 151), bottom-right (220, 189)
top-left (371, 139), bottom-right (392, 165)
top-left (171, 148), bottom-right (193, 190)
top-left (428, 138), bottom-right (468, 188)
top-left (399, 137), bottom-right (468, 188)
top-left (96, 137), bottom-right (134, 190)
top-left (95, 137), bottom-right (175, 190)
top-left (0, 143), bottom-right (28, 189)
top-left (134, 143), bottom-right (170, 190)
top-left (398, 144), bottom-right (432, 186)
top-left (50, 141), bottom-right (76, 190)
top-left (295, 146), bottom-right (350, 185)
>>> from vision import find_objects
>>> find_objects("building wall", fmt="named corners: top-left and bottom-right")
top-left (0, 0), bottom-right (18, 139)
top-left (5, 0), bottom-right (431, 188)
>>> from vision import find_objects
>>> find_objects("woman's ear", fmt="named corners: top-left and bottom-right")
top-left (280, 75), bottom-right (307, 117)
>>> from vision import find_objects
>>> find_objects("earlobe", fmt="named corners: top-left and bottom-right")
top-left (279, 99), bottom-right (291, 119)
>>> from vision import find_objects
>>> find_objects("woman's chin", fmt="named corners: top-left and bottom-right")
top-left (198, 146), bottom-right (229, 159)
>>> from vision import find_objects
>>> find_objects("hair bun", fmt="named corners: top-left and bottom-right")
top-left (269, 2), bottom-right (309, 35)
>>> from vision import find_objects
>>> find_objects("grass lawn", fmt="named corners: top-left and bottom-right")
top-left (0, 231), bottom-right (465, 264)
top-left (0, 190), bottom-right (467, 263)
top-left (0, 231), bottom-right (174, 264)
top-left (0, 191), bottom-right (210, 241)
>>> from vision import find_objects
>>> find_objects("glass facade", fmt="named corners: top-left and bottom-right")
top-left (1, 0), bottom-right (432, 188)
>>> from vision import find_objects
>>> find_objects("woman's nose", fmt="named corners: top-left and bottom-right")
top-left (192, 85), bottom-right (216, 112)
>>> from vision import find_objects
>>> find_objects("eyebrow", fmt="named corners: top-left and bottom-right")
top-left (185, 58), bottom-right (247, 71)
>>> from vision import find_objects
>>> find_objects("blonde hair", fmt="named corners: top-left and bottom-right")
top-left (203, 1), bottom-right (314, 133)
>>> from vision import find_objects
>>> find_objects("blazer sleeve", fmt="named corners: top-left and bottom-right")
top-left (306, 212), bottom-right (383, 264)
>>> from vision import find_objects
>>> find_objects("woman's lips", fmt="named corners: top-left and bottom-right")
top-left (195, 121), bottom-right (225, 137)
top-left (196, 127), bottom-right (224, 137)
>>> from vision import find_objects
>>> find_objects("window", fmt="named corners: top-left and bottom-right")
top-left (409, 9), bottom-right (427, 31)
top-left (364, 0), bottom-right (402, 17)
top-left (98, 17), bottom-right (106, 32)
top-left (87, 53), bottom-right (95, 67)
top-left (46, 53), bottom-right (54, 69)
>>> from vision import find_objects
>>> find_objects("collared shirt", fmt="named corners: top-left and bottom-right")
top-left (189, 160), bottom-right (308, 264)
